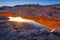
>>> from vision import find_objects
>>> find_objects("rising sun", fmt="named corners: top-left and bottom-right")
top-left (9, 17), bottom-right (32, 22)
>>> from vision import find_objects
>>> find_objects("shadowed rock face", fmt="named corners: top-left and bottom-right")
top-left (12, 21), bottom-right (50, 32)
top-left (0, 16), bottom-right (60, 40)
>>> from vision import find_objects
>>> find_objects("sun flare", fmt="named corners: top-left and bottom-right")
top-left (9, 17), bottom-right (32, 22)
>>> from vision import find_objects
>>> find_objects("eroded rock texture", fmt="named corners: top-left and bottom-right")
top-left (0, 16), bottom-right (60, 40)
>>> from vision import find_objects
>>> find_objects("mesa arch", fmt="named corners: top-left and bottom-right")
top-left (0, 12), bottom-right (60, 30)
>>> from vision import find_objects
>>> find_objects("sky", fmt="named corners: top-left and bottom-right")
top-left (0, 0), bottom-right (60, 6)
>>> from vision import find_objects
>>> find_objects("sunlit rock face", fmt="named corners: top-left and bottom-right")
top-left (1, 12), bottom-right (60, 30)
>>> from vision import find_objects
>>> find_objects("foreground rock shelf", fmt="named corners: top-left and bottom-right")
top-left (0, 16), bottom-right (60, 40)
